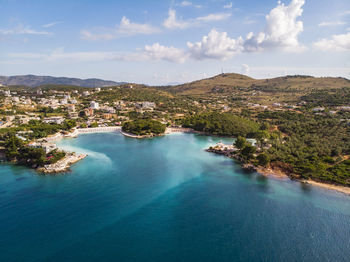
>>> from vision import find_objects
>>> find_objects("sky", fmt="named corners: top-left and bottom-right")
top-left (0, 0), bottom-right (349, 85)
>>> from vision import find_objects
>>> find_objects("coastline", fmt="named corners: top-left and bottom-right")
top-left (120, 130), bottom-right (160, 139)
top-left (206, 144), bottom-right (350, 196)
top-left (37, 152), bottom-right (87, 174)
top-left (6, 128), bottom-right (350, 195)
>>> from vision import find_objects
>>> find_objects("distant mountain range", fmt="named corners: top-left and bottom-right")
top-left (0, 75), bottom-right (125, 88)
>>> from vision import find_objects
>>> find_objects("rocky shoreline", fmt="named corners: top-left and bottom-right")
top-left (37, 152), bottom-right (87, 174)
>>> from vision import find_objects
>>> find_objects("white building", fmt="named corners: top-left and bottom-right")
top-left (67, 104), bottom-right (76, 112)
top-left (90, 101), bottom-right (99, 109)
top-left (136, 101), bottom-right (156, 110)
top-left (43, 117), bottom-right (64, 125)
top-left (82, 91), bottom-right (90, 97)
top-left (28, 142), bottom-right (57, 154)
top-left (312, 107), bottom-right (325, 112)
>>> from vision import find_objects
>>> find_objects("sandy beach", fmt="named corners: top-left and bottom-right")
top-left (257, 167), bottom-right (350, 195)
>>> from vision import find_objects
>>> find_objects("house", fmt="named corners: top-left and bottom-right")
top-left (28, 142), bottom-right (57, 154)
top-left (312, 107), bottom-right (325, 112)
top-left (90, 101), bottom-right (99, 109)
top-left (43, 117), bottom-right (64, 125)
top-left (67, 104), bottom-right (76, 112)
top-left (84, 108), bottom-right (94, 117)
top-left (136, 102), bottom-right (156, 110)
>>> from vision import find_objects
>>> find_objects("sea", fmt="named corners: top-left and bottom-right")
top-left (0, 132), bottom-right (349, 262)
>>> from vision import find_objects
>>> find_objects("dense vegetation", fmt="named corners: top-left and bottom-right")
top-left (122, 119), bottom-right (166, 135)
top-left (182, 112), bottom-right (260, 137)
top-left (257, 111), bottom-right (350, 186)
top-left (300, 88), bottom-right (350, 106)
top-left (3, 134), bottom-right (65, 167)
top-left (0, 119), bottom-right (76, 139)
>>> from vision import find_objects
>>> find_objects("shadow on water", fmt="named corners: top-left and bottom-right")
top-left (299, 181), bottom-right (313, 195)
top-left (255, 175), bottom-right (270, 193)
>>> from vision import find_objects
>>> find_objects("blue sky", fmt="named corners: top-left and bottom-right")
top-left (0, 0), bottom-right (349, 84)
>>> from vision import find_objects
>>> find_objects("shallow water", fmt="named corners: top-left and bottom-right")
top-left (0, 132), bottom-right (349, 262)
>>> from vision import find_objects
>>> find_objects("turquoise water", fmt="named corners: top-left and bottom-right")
top-left (1, 132), bottom-right (350, 262)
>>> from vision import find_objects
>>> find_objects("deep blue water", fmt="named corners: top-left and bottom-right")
top-left (1, 132), bottom-right (350, 262)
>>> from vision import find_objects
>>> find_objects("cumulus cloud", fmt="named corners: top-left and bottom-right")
top-left (241, 64), bottom-right (250, 75)
top-left (186, 0), bottom-right (306, 60)
top-left (187, 29), bottom-right (243, 60)
top-left (81, 17), bottom-right (160, 40)
top-left (143, 43), bottom-right (188, 63)
top-left (313, 32), bottom-right (350, 51)
top-left (163, 9), bottom-right (190, 29)
top-left (163, 9), bottom-right (231, 29)
top-left (243, 0), bottom-right (305, 52)
top-left (118, 17), bottom-right (160, 35)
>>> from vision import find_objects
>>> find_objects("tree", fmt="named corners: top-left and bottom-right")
top-left (241, 145), bottom-right (256, 160)
top-left (257, 153), bottom-right (270, 167)
top-left (4, 133), bottom-right (23, 161)
top-left (63, 119), bottom-right (76, 130)
top-left (235, 136), bottom-right (246, 149)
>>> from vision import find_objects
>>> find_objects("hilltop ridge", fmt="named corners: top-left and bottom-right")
top-left (0, 75), bottom-right (125, 88)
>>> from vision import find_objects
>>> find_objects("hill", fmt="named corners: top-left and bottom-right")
top-left (163, 73), bottom-right (350, 97)
top-left (0, 75), bottom-right (125, 88)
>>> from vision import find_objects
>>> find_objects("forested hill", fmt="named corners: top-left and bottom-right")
top-left (161, 73), bottom-right (350, 95)
top-left (0, 75), bottom-right (125, 88)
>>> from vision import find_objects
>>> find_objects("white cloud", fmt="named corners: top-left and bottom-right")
top-left (143, 43), bottom-right (188, 63)
top-left (318, 21), bottom-right (346, 27)
top-left (9, 48), bottom-right (123, 62)
top-left (179, 1), bottom-right (202, 8)
top-left (42, 21), bottom-right (63, 28)
top-left (187, 29), bottom-right (243, 60)
top-left (180, 1), bottom-right (192, 7)
top-left (243, 0), bottom-right (306, 52)
top-left (196, 13), bottom-right (231, 22)
top-left (340, 10), bottom-right (350, 16)
top-left (163, 9), bottom-right (190, 29)
top-left (186, 0), bottom-right (306, 60)
top-left (313, 32), bottom-right (350, 51)
top-left (0, 23), bottom-right (52, 36)
top-left (8, 44), bottom-right (188, 64)
top-left (223, 2), bottom-right (233, 9)
top-left (80, 30), bottom-right (115, 41)
top-left (81, 16), bottom-right (160, 40)
top-left (241, 64), bottom-right (250, 75)
top-left (163, 9), bottom-right (231, 29)
top-left (118, 16), bottom-right (160, 35)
